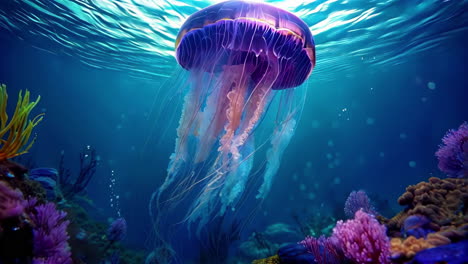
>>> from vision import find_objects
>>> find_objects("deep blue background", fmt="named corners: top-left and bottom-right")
top-left (0, 26), bottom-right (467, 255)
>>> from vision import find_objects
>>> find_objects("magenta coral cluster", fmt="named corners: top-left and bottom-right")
top-left (344, 190), bottom-right (376, 219)
top-left (27, 198), bottom-right (72, 264)
top-left (332, 209), bottom-right (390, 264)
top-left (0, 181), bottom-right (26, 219)
top-left (435, 121), bottom-right (468, 178)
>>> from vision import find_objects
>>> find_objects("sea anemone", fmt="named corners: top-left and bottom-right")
top-left (435, 122), bottom-right (468, 178)
top-left (27, 198), bottom-right (72, 264)
top-left (0, 180), bottom-right (26, 219)
top-left (0, 84), bottom-right (43, 160)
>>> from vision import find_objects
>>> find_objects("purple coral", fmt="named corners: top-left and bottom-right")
top-left (107, 217), bottom-right (127, 242)
top-left (27, 198), bottom-right (72, 264)
top-left (300, 235), bottom-right (345, 264)
top-left (344, 190), bottom-right (376, 218)
top-left (0, 180), bottom-right (26, 219)
top-left (332, 209), bottom-right (390, 264)
top-left (436, 122), bottom-right (468, 178)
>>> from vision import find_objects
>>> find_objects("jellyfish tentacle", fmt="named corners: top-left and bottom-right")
top-left (233, 59), bottom-right (280, 153)
top-left (218, 65), bottom-right (250, 161)
top-left (194, 73), bottom-right (230, 163)
top-left (257, 90), bottom-right (300, 199)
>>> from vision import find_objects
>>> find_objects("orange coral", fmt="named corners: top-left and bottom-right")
top-left (0, 84), bottom-right (43, 160)
top-left (390, 233), bottom-right (450, 260)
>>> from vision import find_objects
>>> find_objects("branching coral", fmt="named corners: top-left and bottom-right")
top-left (58, 146), bottom-right (98, 200)
top-left (0, 84), bottom-right (43, 160)
top-left (332, 209), bottom-right (390, 264)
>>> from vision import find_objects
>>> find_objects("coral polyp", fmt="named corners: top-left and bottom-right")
top-left (0, 84), bottom-right (43, 160)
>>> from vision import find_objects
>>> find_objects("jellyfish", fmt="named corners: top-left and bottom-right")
top-left (151, 0), bottom-right (315, 235)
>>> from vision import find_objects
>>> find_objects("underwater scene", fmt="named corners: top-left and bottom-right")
top-left (0, 0), bottom-right (467, 263)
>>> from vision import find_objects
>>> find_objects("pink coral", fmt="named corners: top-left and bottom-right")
top-left (332, 209), bottom-right (390, 264)
top-left (0, 180), bottom-right (26, 219)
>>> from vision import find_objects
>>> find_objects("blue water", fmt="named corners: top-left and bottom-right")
top-left (0, 0), bottom-right (467, 263)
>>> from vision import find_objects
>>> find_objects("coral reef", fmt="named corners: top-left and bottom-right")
top-left (386, 177), bottom-right (468, 236)
top-left (332, 209), bottom-right (390, 264)
top-left (0, 180), bottom-right (26, 219)
top-left (411, 240), bottom-right (468, 264)
top-left (344, 190), bottom-right (376, 219)
top-left (291, 212), bottom-right (337, 237)
top-left (0, 180), bottom-right (34, 263)
top-left (29, 168), bottom-right (59, 200)
top-left (26, 198), bottom-right (72, 264)
top-left (1, 159), bottom-right (47, 202)
top-left (277, 243), bottom-right (315, 264)
top-left (107, 218), bottom-right (127, 243)
top-left (252, 255), bottom-right (281, 264)
top-left (0, 84), bottom-right (43, 160)
top-left (389, 233), bottom-right (450, 261)
top-left (436, 122), bottom-right (468, 178)
top-left (64, 202), bottom-right (144, 264)
top-left (299, 235), bottom-right (345, 264)
top-left (253, 175), bottom-right (468, 264)
top-left (0, 85), bottom-right (144, 264)
top-left (401, 215), bottom-right (437, 238)
top-left (239, 222), bottom-right (301, 261)
top-left (0, 181), bottom-right (71, 263)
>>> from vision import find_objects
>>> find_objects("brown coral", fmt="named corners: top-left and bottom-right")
top-left (1, 159), bottom-right (46, 202)
top-left (388, 177), bottom-right (468, 235)
top-left (390, 233), bottom-right (450, 261)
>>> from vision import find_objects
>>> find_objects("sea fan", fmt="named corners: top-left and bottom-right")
top-left (344, 190), bottom-right (376, 218)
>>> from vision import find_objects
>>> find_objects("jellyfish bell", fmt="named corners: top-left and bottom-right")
top-left (151, 0), bottom-right (316, 241)
top-left (175, 0), bottom-right (315, 89)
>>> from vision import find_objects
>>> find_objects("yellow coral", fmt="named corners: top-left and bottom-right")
top-left (252, 255), bottom-right (281, 264)
top-left (0, 84), bottom-right (43, 160)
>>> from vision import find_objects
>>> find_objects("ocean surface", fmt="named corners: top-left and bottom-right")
top-left (0, 0), bottom-right (467, 263)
